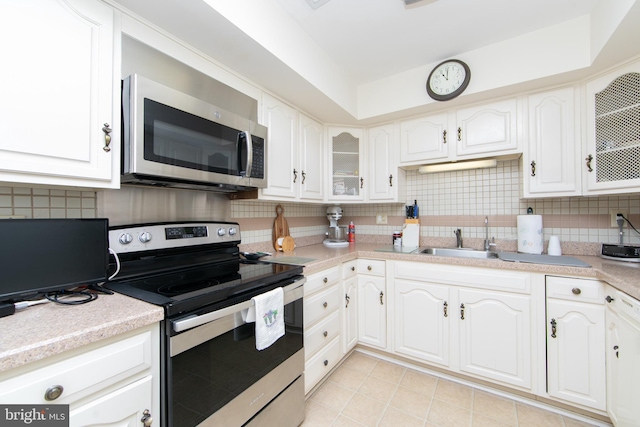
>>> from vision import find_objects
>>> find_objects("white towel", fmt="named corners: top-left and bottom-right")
top-left (251, 287), bottom-right (285, 351)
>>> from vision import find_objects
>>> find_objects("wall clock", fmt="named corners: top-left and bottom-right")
top-left (426, 59), bottom-right (471, 101)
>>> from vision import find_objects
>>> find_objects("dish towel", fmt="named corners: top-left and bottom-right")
top-left (251, 287), bottom-right (285, 351)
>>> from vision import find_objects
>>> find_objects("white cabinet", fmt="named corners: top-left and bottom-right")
top-left (367, 124), bottom-right (405, 202)
top-left (0, 325), bottom-right (159, 425)
top-left (357, 259), bottom-right (387, 349)
top-left (303, 266), bottom-right (341, 393)
top-left (399, 99), bottom-right (521, 167)
top-left (328, 127), bottom-right (365, 201)
top-left (605, 287), bottom-right (640, 426)
top-left (523, 87), bottom-right (582, 198)
top-left (0, 0), bottom-right (120, 189)
top-left (391, 261), bottom-right (535, 391)
top-left (260, 95), bottom-right (324, 201)
top-left (584, 60), bottom-right (640, 195)
top-left (342, 260), bottom-right (359, 354)
top-left (546, 276), bottom-right (606, 411)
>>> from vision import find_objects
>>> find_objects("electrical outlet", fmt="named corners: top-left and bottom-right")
top-left (376, 213), bottom-right (388, 224)
top-left (610, 209), bottom-right (628, 227)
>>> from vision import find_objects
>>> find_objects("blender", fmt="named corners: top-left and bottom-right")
top-left (323, 206), bottom-right (349, 248)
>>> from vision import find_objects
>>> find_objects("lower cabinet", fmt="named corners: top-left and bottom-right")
top-left (342, 259), bottom-right (359, 354)
top-left (357, 259), bottom-right (387, 349)
top-left (546, 276), bottom-right (606, 411)
top-left (0, 324), bottom-right (159, 425)
top-left (392, 261), bottom-right (535, 391)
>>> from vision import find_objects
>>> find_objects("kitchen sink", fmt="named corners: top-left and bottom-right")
top-left (419, 247), bottom-right (499, 259)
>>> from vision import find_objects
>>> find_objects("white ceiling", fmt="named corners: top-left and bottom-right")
top-left (272, 0), bottom-right (599, 85)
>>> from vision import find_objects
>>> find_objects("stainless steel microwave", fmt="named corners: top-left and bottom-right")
top-left (121, 74), bottom-right (267, 192)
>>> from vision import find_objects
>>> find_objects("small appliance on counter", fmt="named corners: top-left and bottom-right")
top-left (600, 214), bottom-right (640, 262)
top-left (323, 206), bottom-right (349, 248)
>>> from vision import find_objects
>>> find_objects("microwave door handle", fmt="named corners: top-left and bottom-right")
top-left (242, 130), bottom-right (253, 178)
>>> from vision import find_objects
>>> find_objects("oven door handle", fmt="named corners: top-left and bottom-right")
top-left (172, 277), bottom-right (305, 333)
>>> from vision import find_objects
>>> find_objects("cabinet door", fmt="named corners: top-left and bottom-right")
top-left (299, 113), bottom-right (324, 201)
top-left (261, 94), bottom-right (298, 198)
top-left (367, 124), bottom-right (397, 201)
top-left (399, 114), bottom-right (449, 163)
top-left (0, 0), bottom-right (119, 188)
top-left (328, 127), bottom-right (364, 201)
top-left (456, 99), bottom-right (519, 157)
top-left (70, 376), bottom-right (153, 427)
top-left (547, 299), bottom-right (606, 410)
top-left (524, 87), bottom-right (581, 197)
top-left (342, 275), bottom-right (358, 353)
top-left (584, 64), bottom-right (640, 195)
top-left (458, 288), bottom-right (532, 389)
top-left (394, 280), bottom-right (450, 367)
top-left (357, 275), bottom-right (386, 349)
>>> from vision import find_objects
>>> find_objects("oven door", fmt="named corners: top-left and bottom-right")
top-left (167, 280), bottom-right (305, 427)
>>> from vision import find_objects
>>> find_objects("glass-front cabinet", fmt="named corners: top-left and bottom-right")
top-left (328, 127), bottom-right (364, 201)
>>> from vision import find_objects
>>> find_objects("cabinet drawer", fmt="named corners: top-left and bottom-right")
top-left (304, 284), bottom-right (340, 327)
top-left (546, 276), bottom-right (605, 304)
top-left (304, 310), bottom-right (340, 360)
top-left (343, 260), bottom-right (358, 279)
top-left (305, 266), bottom-right (340, 296)
top-left (304, 336), bottom-right (341, 394)
top-left (0, 330), bottom-right (152, 405)
top-left (357, 259), bottom-right (385, 276)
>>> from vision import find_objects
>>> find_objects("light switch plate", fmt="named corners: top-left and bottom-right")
top-left (376, 214), bottom-right (388, 224)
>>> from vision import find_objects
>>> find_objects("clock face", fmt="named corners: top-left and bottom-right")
top-left (427, 60), bottom-right (471, 101)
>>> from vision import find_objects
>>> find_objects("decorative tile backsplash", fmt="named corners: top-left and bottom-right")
top-left (0, 186), bottom-right (97, 219)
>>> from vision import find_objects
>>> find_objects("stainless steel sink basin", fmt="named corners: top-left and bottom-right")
top-left (420, 247), bottom-right (498, 259)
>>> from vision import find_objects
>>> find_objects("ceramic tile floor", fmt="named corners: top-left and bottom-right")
top-left (302, 351), bottom-right (607, 427)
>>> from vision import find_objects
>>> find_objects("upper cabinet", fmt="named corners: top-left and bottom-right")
top-left (0, 0), bottom-right (120, 189)
top-left (399, 99), bottom-right (521, 167)
top-left (523, 87), bottom-right (581, 198)
top-left (367, 124), bottom-right (405, 202)
top-left (260, 94), bottom-right (324, 202)
top-left (327, 127), bottom-right (365, 202)
top-left (584, 60), bottom-right (640, 195)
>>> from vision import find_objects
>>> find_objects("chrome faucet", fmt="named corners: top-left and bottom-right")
top-left (454, 229), bottom-right (462, 248)
top-left (484, 216), bottom-right (496, 252)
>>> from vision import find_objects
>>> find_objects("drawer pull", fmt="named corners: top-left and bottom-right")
top-left (351, 266), bottom-right (355, 271)
top-left (44, 385), bottom-right (64, 401)
top-left (323, 359), bottom-right (329, 366)
top-left (550, 318), bottom-right (557, 338)
top-left (443, 301), bottom-right (448, 317)
top-left (323, 331), bottom-right (328, 337)
top-left (606, 295), bottom-right (614, 303)
top-left (323, 301), bottom-right (328, 308)
top-left (141, 409), bottom-right (153, 427)
top-left (323, 277), bottom-right (328, 283)
top-left (572, 287), bottom-right (581, 295)
top-left (367, 265), bottom-right (372, 271)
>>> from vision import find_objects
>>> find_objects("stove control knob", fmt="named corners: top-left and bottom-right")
top-left (139, 231), bottom-right (152, 243)
top-left (217, 228), bottom-right (226, 237)
top-left (118, 233), bottom-right (133, 245)
top-left (228, 227), bottom-right (237, 236)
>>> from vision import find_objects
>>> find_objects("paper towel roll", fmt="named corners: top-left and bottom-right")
top-left (517, 215), bottom-right (543, 254)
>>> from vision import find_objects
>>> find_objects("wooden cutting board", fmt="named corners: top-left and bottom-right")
top-left (272, 204), bottom-right (291, 251)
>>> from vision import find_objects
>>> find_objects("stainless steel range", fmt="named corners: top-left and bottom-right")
top-left (105, 221), bottom-right (305, 427)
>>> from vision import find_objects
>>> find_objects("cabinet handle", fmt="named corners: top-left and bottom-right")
top-left (443, 129), bottom-right (447, 144)
top-left (530, 160), bottom-right (536, 177)
top-left (550, 318), bottom-right (557, 338)
top-left (323, 301), bottom-right (328, 308)
top-left (460, 303), bottom-right (465, 320)
top-left (367, 265), bottom-right (372, 271)
top-left (360, 177), bottom-right (364, 189)
top-left (141, 409), bottom-right (153, 427)
top-left (351, 266), bottom-right (355, 271)
top-left (324, 359), bottom-right (329, 366)
top-left (605, 295), bottom-right (614, 303)
top-left (457, 127), bottom-right (462, 141)
top-left (293, 169), bottom-right (298, 183)
top-left (323, 331), bottom-right (328, 337)
top-left (443, 301), bottom-right (448, 317)
top-left (323, 277), bottom-right (328, 283)
top-left (102, 123), bottom-right (112, 152)
top-left (345, 293), bottom-right (350, 308)
top-left (585, 154), bottom-right (593, 172)
top-left (389, 174), bottom-right (393, 187)
top-left (44, 385), bottom-right (64, 401)
top-left (572, 287), bottom-right (581, 295)
top-left (380, 291), bottom-right (384, 305)
top-left (614, 345), bottom-right (619, 358)
top-left (302, 171), bottom-right (306, 184)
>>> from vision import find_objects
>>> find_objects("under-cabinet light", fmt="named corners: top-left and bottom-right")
top-left (418, 159), bottom-right (498, 174)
